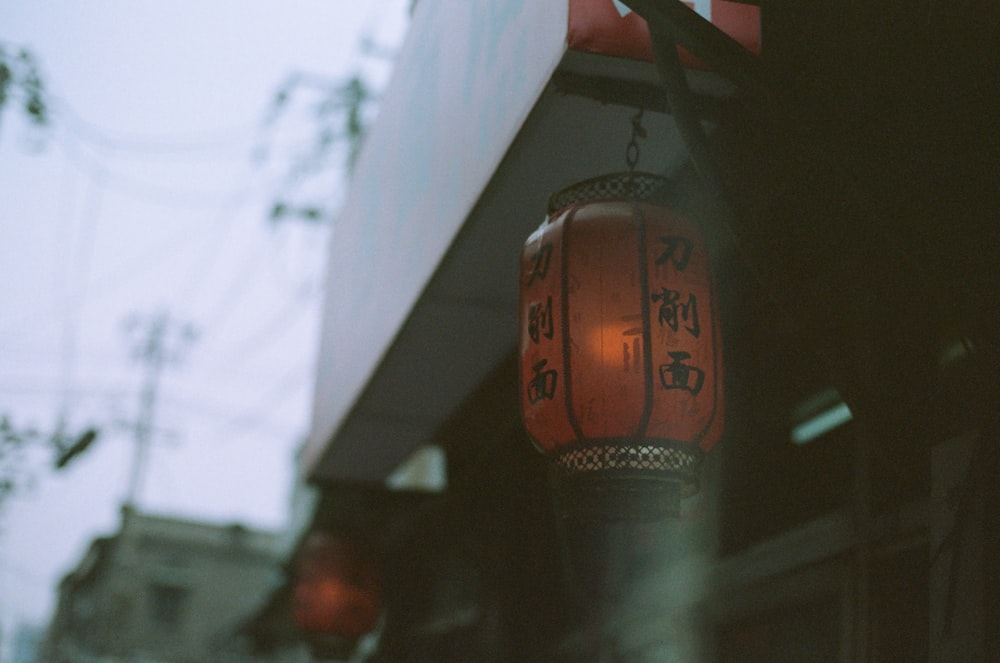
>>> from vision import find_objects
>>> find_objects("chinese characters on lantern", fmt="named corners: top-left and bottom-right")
top-left (528, 296), bottom-right (554, 343)
top-left (525, 242), bottom-right (557, 404)
top-left (521, 235), bottom-right (711, 402)
top-left (527, 242), bottom-right (553, 285)
top-left (655, 234), bottom-right (693, 270)
top-left (651, 287), bottom-right (700, 337)
top-left (661, 351), bottom-right (705, 395)
top-left (527, 358), bottom-right (558, 404)
top-left (519, 176), bottom-right (723, 467)
top-left (652, 235), bottom-right (704, 395)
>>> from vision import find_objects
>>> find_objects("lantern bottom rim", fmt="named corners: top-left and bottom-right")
top-left (549, 440), bottom-right (703, 521)
top-left (553, 440), bottom-right (702, 487)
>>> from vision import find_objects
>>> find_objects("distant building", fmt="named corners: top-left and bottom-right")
top-left (39, 506), bottom-right (285, 663)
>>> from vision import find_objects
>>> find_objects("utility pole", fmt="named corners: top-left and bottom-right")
top-left (121, 311), bottom-right (196, 508)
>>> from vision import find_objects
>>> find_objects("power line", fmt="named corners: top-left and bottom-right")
top-left (181, 228), bottom-right (278, 334)
top-left (262, 221), bottom-right (330, 297)
top-left (208, 361), bottom-right (313, 444)
top-left (209, 283), bottom-right (317, 372)
top-left (172, 190), bottom-right (258, 305)
top-left (0, 382), bottom-right (129, 398)
top-left (56, 129), bottom-right (248, 209)
top-left (51, 96), bottom-right (255, 158)
top-left (0, 377), bottom-right (302, 443)
top-left (157, 390), bottom-right (305, 441)
top-left (0, 172), bottom-right (280, 342)
top-left (57, 163), bottom-right (104, 422)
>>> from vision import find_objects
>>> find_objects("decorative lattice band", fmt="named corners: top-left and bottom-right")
top-left (551, 443), bottom-right (703, 519)
top-left (555, 443), bottom-right (701, 476)
top-left (547, 172), bottom-right (672, 214)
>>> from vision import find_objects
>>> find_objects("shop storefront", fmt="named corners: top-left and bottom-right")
top-left (277, 1), bottom-right (999, 660)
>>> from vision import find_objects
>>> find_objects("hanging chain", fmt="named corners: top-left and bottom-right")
top-left (625, 107), bottom-right (646, 173)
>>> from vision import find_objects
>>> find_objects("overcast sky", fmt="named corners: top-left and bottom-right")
top-left (0, 0), bottom-right (409, 638)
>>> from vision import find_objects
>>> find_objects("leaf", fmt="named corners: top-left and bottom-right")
top-left (0, 62), bottom-right (10, 106)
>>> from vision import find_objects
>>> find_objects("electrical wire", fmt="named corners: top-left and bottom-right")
top-left (171, 190), bottom-right (257, 306)
top-left (0, 383), bottom-right (130, 399)
top-left (56, 129), bottom-right (248, 209)
top-left (0, 206), bottom-right (218, 341)
top-left (160, 385), bottom-right (308, 442)
top-left (1, 7), bottom-right (408, 474)
top-left (179, 228), bottom-right (280, 336)
top-left (51, 96), bottom-right (255, 158)
top-left (263, 221), bottom-right (330, 298)
top-left (210, 284), bottom-right (317, 372)
top-left (57, 160), bottom-right (104, 424)
top-left (206, 362), bottom-right (313, 444)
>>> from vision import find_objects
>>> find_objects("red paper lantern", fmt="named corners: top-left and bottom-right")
top-left (292, 532), bottom-right (381, 645)
top-left (519, 173), bottom-right (723, 517)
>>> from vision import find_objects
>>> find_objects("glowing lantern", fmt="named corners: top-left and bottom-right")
top-left (519, 173), bottom-right (723, 518)
top-left (292, 532), bottom-right (381, 654)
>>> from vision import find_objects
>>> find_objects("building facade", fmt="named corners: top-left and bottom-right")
top-left (250, 1), bottom-right (999, 660)
top-left (41, 507), bottom-right (285, 663)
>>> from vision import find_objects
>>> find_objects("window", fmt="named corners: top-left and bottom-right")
top-left (148, 583), bottom-right (188, 631)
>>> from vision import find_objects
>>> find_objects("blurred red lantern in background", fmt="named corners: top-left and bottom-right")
top-left (292, 531), bottom-right (381, 646)
top-left (519, 173), bottom-right (723, 518)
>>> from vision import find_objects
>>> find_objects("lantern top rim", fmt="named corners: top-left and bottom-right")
top-left (547, 172), bottom-right (674, 215)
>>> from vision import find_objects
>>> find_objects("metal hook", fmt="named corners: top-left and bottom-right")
top-left (625, 107), bottom-right (646, 172)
